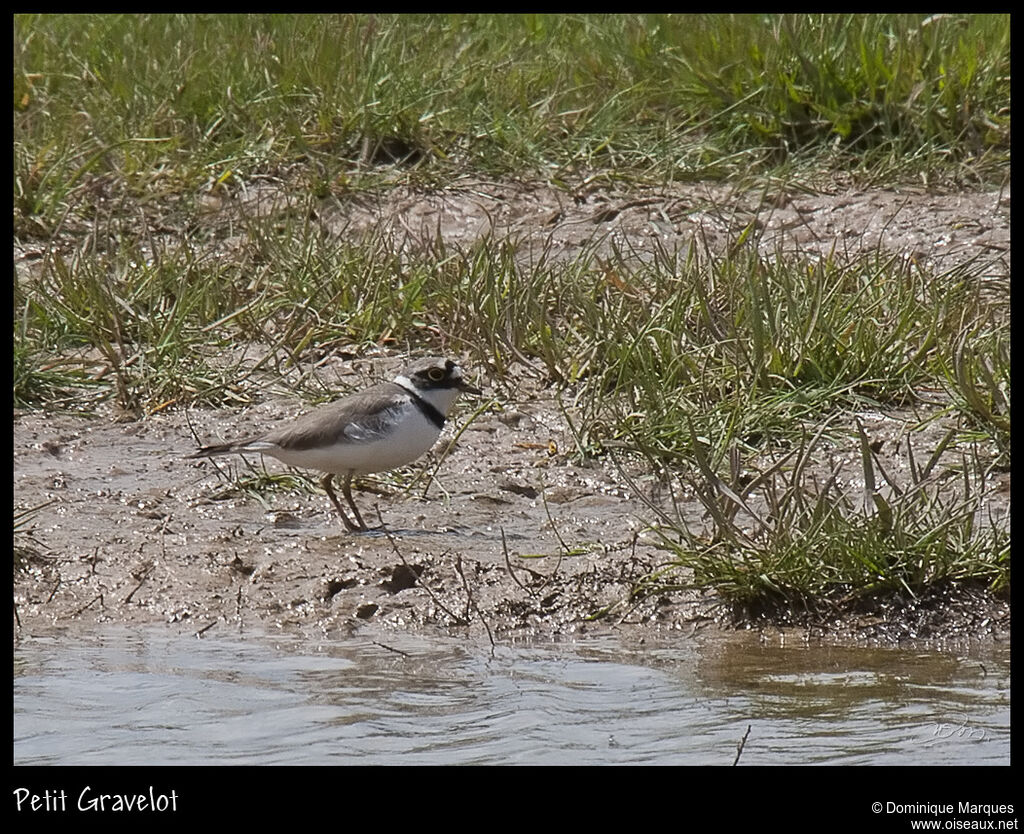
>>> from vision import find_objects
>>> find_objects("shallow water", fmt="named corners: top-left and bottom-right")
top-left (13, 625), bottom-right (1009, 766)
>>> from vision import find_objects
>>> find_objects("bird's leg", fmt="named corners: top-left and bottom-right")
top-left (321, 473), bottom-right (363, 532)
top-left (340, 472), bottom-right (368, 531)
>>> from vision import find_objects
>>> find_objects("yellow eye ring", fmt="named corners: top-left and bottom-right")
top-left (427, 367), bottom-right (446, 382)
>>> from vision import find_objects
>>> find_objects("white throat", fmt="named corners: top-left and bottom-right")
top-left (393, 374), bottom-right (463, 416)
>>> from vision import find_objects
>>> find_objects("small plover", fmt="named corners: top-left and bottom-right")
top-left (188, 357), bottom-right (481, 531)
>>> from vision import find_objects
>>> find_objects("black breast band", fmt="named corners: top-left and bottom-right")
top-left (396, 385), bottom-right (445, 430)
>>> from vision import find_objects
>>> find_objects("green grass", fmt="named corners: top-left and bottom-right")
top-left (619, 419), bottom-right (1008, 617)
top-left (15, 14), bottom-right (1010, 234)
top-left (14, 13), bottom-right (1010, 616)
top-left (16, 223), bottom-right (1008, 437)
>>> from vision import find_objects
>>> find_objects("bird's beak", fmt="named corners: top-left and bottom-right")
top-left (458, 378), bottom-right (483, 395)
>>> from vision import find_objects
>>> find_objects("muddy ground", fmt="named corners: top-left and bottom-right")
top-left (13, 180), bottom-right (1011, 645)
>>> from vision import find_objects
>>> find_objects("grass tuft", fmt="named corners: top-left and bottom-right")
top-left (622, 419), bottom-right (1008, 617)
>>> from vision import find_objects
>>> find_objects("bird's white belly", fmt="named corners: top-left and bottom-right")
top-left (264, 415), bottom-right (442, 475)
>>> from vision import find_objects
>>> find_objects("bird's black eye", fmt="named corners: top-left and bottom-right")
top-left (427, 367), bottom-right (446, 382)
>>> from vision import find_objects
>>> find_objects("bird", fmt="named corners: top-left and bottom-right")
top-left (188, 356), bottom-right (481, 531)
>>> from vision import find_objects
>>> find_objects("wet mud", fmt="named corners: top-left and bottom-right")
top-left (14, 180), bottom-right (1010, 645)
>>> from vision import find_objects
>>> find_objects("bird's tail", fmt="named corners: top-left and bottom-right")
top-left (186, 441), bottom-right (247, 459)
